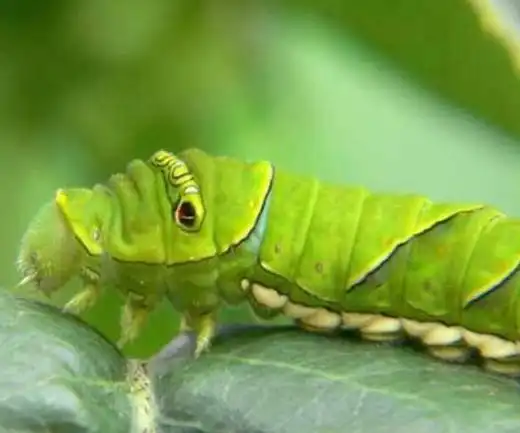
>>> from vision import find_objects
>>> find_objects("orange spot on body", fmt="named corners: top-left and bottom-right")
top-left (383, 237), bottom-right (394, 248)
top-left (497, 261), bottom-right (515, 274)
top-left (436, 246), bottom-right (447, 257)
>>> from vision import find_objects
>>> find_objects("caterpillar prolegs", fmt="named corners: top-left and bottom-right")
top-left (16, 148), bottom-right (520, 375)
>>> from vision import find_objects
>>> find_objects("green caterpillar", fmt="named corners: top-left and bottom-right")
top-left (16, 148), bottom-right (520, 375)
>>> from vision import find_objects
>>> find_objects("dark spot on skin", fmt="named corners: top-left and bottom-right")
top-left (274, 244), bottom-right (281, 254)
top-left (315, 262), bottom-right (323, 273)
top-left (176, 201), bottom-right (196, 227)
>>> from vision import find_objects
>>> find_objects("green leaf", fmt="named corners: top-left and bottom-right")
top-left (4, 290), bottom-right (520, 433)
top-left (0, 290), bottom-right (134, 433)
top-left (150, 326), bottom-right (520, 433)
top-left (278, 0), bottom-right (520, 140)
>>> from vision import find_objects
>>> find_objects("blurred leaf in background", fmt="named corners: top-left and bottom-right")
top-left (3, 0), bottom-right (520, 357)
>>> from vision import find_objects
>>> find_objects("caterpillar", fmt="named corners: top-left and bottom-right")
top-left (16, 148), bottom-right (520, 375)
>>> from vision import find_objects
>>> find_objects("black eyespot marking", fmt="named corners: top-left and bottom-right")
top-left (175, 200), bottom-right (196, 228)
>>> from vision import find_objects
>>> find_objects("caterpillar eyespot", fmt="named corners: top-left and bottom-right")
top-left (149, 149), bottom-right (205, 232)
top-left (174, 200), bottom-right (198, 230)
top-left (16, 147), bottom-right (520, 376)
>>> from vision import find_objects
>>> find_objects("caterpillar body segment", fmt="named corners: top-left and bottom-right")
top-left (243, 171), bottom-right (520, 374)
top-left (16, 148), bottom-right (520, 374)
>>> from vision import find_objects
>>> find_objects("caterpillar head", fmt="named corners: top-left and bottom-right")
top-left (16, 189), bottom-right (88, 296)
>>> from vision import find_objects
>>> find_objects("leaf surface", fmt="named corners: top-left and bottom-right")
top-left (0, 290), bottom-right (133, 433)
top-left (151, 325), bottom-right (520, 433)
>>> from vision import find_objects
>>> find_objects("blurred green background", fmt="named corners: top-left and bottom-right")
top-left (4, 0), bottom-right (520, 357)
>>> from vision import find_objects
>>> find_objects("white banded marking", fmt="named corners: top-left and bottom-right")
top-left (400, 319), bottom-right (438, 338)
top-left (300, 308), bottom-right (342, 330)
top-left (462, 329), bottom-right (519, 358)
top-left (251, 283), bottom-right (288, 309)
top-left (341, 312), bottom-right (378, 329)
top-left (428, 346), bottom-right (470, 362)
top-left (283, 301), bottom-right (316, 319)
top-left (361, 316), bottom-right (402, 334)
top-left (422, 324), bottom-right (462, 346)
top-left (241, 281), bottom-right (520, 375)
